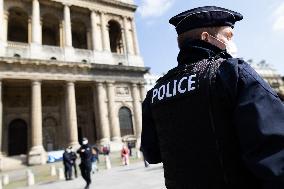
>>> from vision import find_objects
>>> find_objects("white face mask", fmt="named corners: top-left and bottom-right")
top-left (225, 40), bottom-right (238, 58)
top-left (82, 140), bottom-right (88, 145)
top-left (209, 34), bottom-right (238, 58)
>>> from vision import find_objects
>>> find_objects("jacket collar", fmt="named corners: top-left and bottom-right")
top-left (177, 40), bottom-right (232, 65)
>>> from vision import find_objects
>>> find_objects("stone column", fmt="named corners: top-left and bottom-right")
top-left (90, 10), bottom-right (98, 51)
top-left (64, 4), bottom-right (72, 47)
top-left (0, 80), bottom-right (3, 155)
top-left (87, 30), bottom-right (92, 50)
top-left (65, 81), bottom-right (79, 148)
top-left (59, 23), bottom-right (64, 47)
top-left (32, 0), bottom-right (41, 44)
top-left (131, 18), bottom-right (140, 55)
top-left (94, 82), bottom-right (110, 144)
top-left (123, 17), bottom-right (131, 54)
top-left (139, 82), bottom-right (146, 101)
top-left (106, 81), bottom-right (121, 141)
top-left (28, 18), bottom-right (32, 44)
top-left (131, 83), bottom-right (142, 157)
top-left (0, 0), bottom-right (4, 42)
top-left (0, 1), bottom-right (5, 56)
top-left (28, 81), bottom-right (46, 165)
top-left (100, 12), bottom-right (110, 52)
top-left (3, 11), bottom-right (8, 42)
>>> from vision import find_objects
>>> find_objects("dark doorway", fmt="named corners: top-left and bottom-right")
top-left (8, 119), bottom-right (28, 156)
top-left (119, 107), bottom-right (134, 137)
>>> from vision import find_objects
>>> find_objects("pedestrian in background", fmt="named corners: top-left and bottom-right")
top-left (91, 146), bottom-right (99, 174)
top-left (63, 147), bottom-right (73, 180)
top-left (69, 146), bottom-right (78, 178)
top-left (121, 145), bottom-right (130, 166)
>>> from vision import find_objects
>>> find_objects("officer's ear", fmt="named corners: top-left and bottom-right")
top-left (201, 32), bottom-right (209, 42)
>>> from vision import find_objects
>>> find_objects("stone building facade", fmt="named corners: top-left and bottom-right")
top-left (0, 0), bottom-right (147, 166)
top-left (249, 59), bottom-right (284, 100)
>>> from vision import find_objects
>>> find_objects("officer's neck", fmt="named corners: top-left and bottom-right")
top-left (177, 40), bottom-right (229, 65)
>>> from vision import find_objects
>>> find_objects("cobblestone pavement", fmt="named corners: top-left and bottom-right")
top-left (19, 162), bottom-right (165, 189)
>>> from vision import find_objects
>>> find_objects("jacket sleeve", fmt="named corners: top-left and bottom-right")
top-left (140, 91), bottom-right (162, 164)
top-left (219, 59), bottom-right (284, 186)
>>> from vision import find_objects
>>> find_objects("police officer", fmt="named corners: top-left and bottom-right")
top-left (141, 6), bottom-right (284, 189)
top-left (69, 146), bottom-right (78, 178)
top-left (63, 147), bottom-right (73, 180)
top-left (77, 137), bottom-right (93, 189)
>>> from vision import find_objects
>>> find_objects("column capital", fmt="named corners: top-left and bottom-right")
top-left (138, 81), bottom-right (146, 86)
top-left (131, 82), bottom-right (139, 87)
top-left (123, 16), bottom-right (131, 21)
top-left (66, 80), bottom-right (76, 84)
top-left (106, 80), bottom-right (115, 85)
top-left (31, 80), bottom-right (42, 84)
top-left (89, 9), bottom-right (100, 14)
top-left (95, 80), bottom-right (105, 85)
top-left (63, 3), bottom-right (72, 7)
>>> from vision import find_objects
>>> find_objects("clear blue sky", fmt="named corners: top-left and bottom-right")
top-left (134, 0), bottom-right (284, 75)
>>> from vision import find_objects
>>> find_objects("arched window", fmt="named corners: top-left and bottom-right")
top-left (108, 20), bottom-right (123, 54)
top-left (119, 107), bottom-right (134, 136)
top-left (72, 19), bottom-right (88, 49)
top-left (8, 7), bottom-right (28, 43)
top-left (8, 119), bottom-right (28, 156)
top-left (42, 14), bottom-right (60, 46)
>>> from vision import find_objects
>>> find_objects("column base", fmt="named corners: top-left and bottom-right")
top-left (109, 140), bottom-right (123, 152)
top-left (28, 146), bottom-right (47, 165)
top-left (99, 138), bottom-right (110, 146)
top-left (68, 142), bottom-right (80, 151)
top-left (111, 136), bottom-right (121, 142)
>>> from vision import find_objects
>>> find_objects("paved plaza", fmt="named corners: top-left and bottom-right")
top-left (18, 162), bottom-right (165, 189)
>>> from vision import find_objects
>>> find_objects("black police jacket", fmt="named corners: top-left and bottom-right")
top-left (77, 144), bottom-right (93, 166)
top-left (141, 40), bottom-right (284, 189)
top-left (63, 151), bottom-right (73, 166)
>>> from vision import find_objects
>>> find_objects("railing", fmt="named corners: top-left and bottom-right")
top-left (7, 41), bottom-right (29, 49)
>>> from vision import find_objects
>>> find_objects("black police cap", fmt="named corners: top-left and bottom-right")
top-left (169, 6), bottom-right (243, 35)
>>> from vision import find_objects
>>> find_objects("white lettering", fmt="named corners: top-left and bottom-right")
top-left (158, 85), bottom-right (166, 100)
top-left (178, 77), bottom-right (187, 94)
top-left (188, 74), bottom-right (196, 91)
top-left (152, 89), bottom-right (158, 103)
top-left (166, 82), bottom-right (172, 97)
top-left (173, 80), bottom-right (177, 96)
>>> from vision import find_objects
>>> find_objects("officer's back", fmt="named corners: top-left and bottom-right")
top-left (141, 6), bottom-right (284, 189)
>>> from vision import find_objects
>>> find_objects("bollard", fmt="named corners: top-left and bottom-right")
top-left (2, 174), bottom-right (9, 185)
top-left (50, 165), bottom-right (56, 176)
top-left (136, 149), bottom-right (141, 159)
top-left (26, 170), bottom-right (35, 186)
top-left (57, 168), bottom-right (64, 180)
top-left (105, 155), bottom-right (111, 170)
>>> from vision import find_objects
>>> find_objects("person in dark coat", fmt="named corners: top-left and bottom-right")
top-left (69, 146), bottom-right (78, 178)
top-left (77, 137), bottom-right (93, 189)
top-left (63, 147), bottom-right (73, 180)
top-left (141, 6), bottom-right (284, 189)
